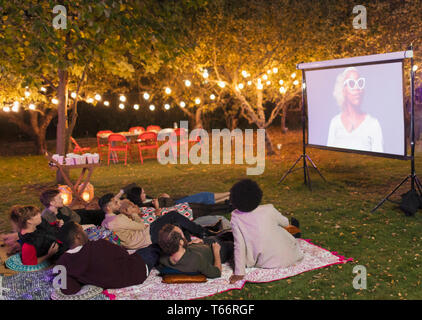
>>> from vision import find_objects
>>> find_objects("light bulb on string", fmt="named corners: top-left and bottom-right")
top-left (95, 94), bottom-right (101, 101)
top-left (164, 104), bottom-right (170, 110)
top-left (279, 80), bottom-right (284, 85)
top-left (262, 74), bottom-right (268, 81)
top-left (279, 87), bottom-right (286, 94)
top-left (24, 90), bottom-right (31, 97)
top-left (104, 101), bottom-right (110, 106)
top-left (87, 97), bottom-right (94, 104)
top-left (119, 95), bottom-right (126, 102)
top-left (52, 98), bottom-right (59, 105)
top-left (165, 87), bottom-right (171, 95)
top-left (29, 104), bottom-right (36, 110)
top-left (3, 106), bottom-right (10, 112)
top-left (119, 103), bottom-right (125, 109)
top-left (71, 92), bottom-right (77, 99)
top-left (293, 80), bottom-right (299, 86)
top-left (149, 104), bottom-right (155, 111)
top-left (195, 98), bottom-right (201, 105)
top-left (238, 83), bottom-right (244, 90)
top-left (272, 67), bottom-right (278, 74)
top-left (133, 104), bottom-right (139, 110)
top-left (184, 80), bottom-right (191, 87)
top-left (247, 81), bottom-right (252, 86)
top-left (241, 70), bottom-right (248, 78)
top-left (143, 92), bottom-right (150, 100)
top-left (180, 101), bottom-right (186, 108)
top-left (40, 87), bottom-right (47, 92)
top-left (291, 72), bottom-right (296, 79)
top-left (210, 94), bottom-right (216, 100)
top-left (218, 81), bottom-right (226, 88)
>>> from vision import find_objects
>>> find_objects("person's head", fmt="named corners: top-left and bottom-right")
top-left (57, 221), bottom-right (88, 249)
top-left (158, 224), bottom-right (188, 256)
top-left (333, 67), bottom-right (365, 109)
top-left (126, 187), bottom-right (146, 205)
top-left (230, 179), bottom-right (263, 212)
top-left (40, 189), bottom-right (64, 209)
top-left (10, 205), bottom-right (42, 231)
top-left (119, 199), bottom-right (141, 216)
top-left (98, 193), bottom-right (121, 213)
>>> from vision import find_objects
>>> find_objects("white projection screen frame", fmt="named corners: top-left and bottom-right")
top-left (297, 51), bottom-right (413, 159)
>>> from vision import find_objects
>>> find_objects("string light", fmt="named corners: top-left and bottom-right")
top-left (104, 101), bottom-right (110, 106)
top-left (241, 70), bottom-right (248, 78)
top-left (272, 67), bottom-right (278, 74)
top-left (279, 80), bottom-right (284, 85)
top-left (279, 87), bottom-right (286, 94)
top-left (95, 94), bottom-right (101, 101)
top-left (195, 98), bottom-right (201, 105)
top-left (266, 70), bottom-right (272, 74)
top-left (165, 87), bottom-right (172, 95)
top-left (293, 80), bottom-right (299, 86)
top-left (413, 65), bottom-right (418, 72)
top-left (133, 104), bottom-right (139, 110)
top-left (3, 106), bottom-right (10, 112)
top-left (247, 80), bottom-right (252, 86)
top-left (218, 81), bottom-right (226, 88)
top-left (266, 80), bottom-right (271, 85)
top-left (257, 83), bottom-right (263, 90)
top-left (40, 87), bottom-right (47, 92)
top-left (262, 74), bottom-right (268, 81)
top-left (119, 95), bottom-right (126, 102)
top-left (52, 98), bottom-right (59, 105)
top-left (24, 90), bottom-right (31, 97)
top-left (87, 98), bottom-right (94, 103)
top-left (12, 102), bottom-right (19, 112)
top-left (164, 104), bottom-right (170, 110)
top-left (180, 101), bottom-right (186, 108)
top-left (149, 104), bottom-right (155, 111)
top-left (184, 80), bottom-right (191, 87)
top-left (238, 83), bottom-right (244, 90)
top-left (210, 94), bottom-right (216, 100)
top-left (291, 72), bottom-right (296, 79)
top-left (119, 103), bottom-right (125, 109)
top-left (29, 104), bottom-right (36, 110)
top-left (71, 92), bottom-right (77, 99)
top-left (202, 70), bottom-right (209, 79)
top-left (143, 92), bottom-right (150, 100)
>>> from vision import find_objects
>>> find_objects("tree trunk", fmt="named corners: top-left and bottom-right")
top-left (34, 133), bottom-right (47, 155)
top-left (264, 129), bottom-right (275, 155)
top-left (195, 108), bottom-right (203, 129)
top-left (56, 68), bottom-right (69, 184)
top-left (280, 105), bottom-right (289, 134)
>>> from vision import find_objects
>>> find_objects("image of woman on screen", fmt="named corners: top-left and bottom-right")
top-left (327, 67), bottom-right (383, 152)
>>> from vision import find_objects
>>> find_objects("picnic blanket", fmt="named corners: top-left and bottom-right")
top-left (0, 239), bottom-right (352, 300)
top-left (140, 202), bottom-right (193, 224)
top-left (106, 239), bottom-right (353, 300)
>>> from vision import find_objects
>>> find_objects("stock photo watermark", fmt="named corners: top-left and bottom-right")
top-left (352, 265), bottom-right (367, 290)
top-left (53, 5), bottom-right (67, 30)
top-left (353, 5), bottom-right (367, 30)
top-left (157, 121), bottom-right (266, 175)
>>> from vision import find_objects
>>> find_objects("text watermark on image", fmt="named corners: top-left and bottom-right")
top-left (0, 276), bottom-right (11, 300)
top-left (53, 5), bottom-right (67, 30)
top-left (53, 265), bottom-right (67, 290)
top-left (353, 265), bottom-right (367, 290)
top-left (157, 121), bottom-right (266, 175)
top-left (353, 5), bottom-right (367, 30)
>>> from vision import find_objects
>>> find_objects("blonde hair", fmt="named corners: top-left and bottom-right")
top-left (332, 67), bottom-right (358, 108)
top-left (10, 205), bottom-right (40, 230)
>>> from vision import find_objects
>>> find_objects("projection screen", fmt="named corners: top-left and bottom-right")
top-left (298, 51), bottom-right (411, 158)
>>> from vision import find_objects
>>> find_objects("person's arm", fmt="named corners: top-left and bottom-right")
top-left (212, 242), bottom-right (222, 273)
top-left (231, 220), bottom-right (247, 278)
top-left (271, 205), bottom-right (289, 227)
top-left (115, 215), bottom-right (146, 231)
top-left (21, 242), bottom-right (58, 265)
top-left (196, 246), bottom-right (221, 278)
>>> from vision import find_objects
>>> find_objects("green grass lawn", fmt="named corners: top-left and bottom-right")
top-left (1, 130), bottom-right (421, 300)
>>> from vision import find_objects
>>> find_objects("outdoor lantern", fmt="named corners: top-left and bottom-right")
top-left (58, 185), bottom-right (73, 206)
top-left (78, 182), bottom-right (94, 202)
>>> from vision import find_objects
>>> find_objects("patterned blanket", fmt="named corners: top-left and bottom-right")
top-left (106, 239), bottom-right (353, 300)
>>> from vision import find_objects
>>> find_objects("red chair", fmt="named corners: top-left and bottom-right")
top-left (107, 134), bottom-right (129, 166)
top-left (146, 125), bottom-right (161, 133)
top-left (137, 131), bottom-right (159, 164)
top-left (129, 126), bottom-right (145, 134)
top-left (70, 137), bottom-right (91, 154)
top-left (97, 130), bottom-right (113, 160)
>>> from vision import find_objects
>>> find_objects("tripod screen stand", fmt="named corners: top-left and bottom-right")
top-left (278, 69), bottom-right (326, 191)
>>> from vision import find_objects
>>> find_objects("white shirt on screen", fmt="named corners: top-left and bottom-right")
top-left (327, 113), bottom-right (384, 152)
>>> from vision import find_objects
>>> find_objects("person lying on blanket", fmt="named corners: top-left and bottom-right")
top-left (157, 224), bottom-right (234, 279)
top-left (124, 184), bottom-right (233, 218)
top-left (99, 192), bottom-right (218, 269)
top-left (9, 205), bottom-right (66, 265)
top-left (40, 188), bottom-right (105, 227)
top-left (228, 179), bottom-right (304, 284)
top-left (55, 221), bottom-right (149, 295)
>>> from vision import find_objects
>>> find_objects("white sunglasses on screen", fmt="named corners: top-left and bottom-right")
top-left (344, 77), bottom-right (365, 90)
